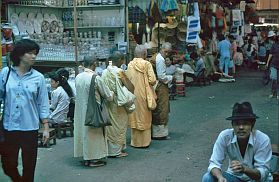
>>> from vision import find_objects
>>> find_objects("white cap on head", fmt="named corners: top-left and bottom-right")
top-left (268, 31), bottom-right (275, 38)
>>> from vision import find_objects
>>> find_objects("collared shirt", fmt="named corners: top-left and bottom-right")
top-left (194, 58), bottom-right (205, 77)
top-left (156, 53), bottom-right (173, 84)
top-left (218, 39), bottom-right (231, 59)
top-left (181, 63), bottom-right (194, 74)
top-left (0, 66), bottom-right (49, 131)
top-left (208, 129), bottom-right (272, 182)
top-left (270, 43), bottom-right (279, 69)
top-left (166, 65), bottom-right (176, 75)
top-left (49, 86), bottom-right (70, 123)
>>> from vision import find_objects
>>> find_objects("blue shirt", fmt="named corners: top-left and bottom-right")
top-left (208, 129), bottom-right (272, 181)
top-left (0, 66), bottom-right (49, 131)
top-left (218, 39), bottom-right (231, 59)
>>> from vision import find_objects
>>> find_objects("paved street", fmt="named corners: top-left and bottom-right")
top-left (0, 69), bottom-right (278, 182)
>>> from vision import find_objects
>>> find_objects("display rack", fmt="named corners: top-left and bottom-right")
top-left (6, 0), bottom-right (127, 70)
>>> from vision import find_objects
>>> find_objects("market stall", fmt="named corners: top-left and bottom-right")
top-left (127, 0), bottom-right (259, 58)
top-left (1, 0), bottom-right (128, 72)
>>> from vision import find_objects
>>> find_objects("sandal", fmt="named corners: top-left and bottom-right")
top-left (115, 152), bottom-right (128, 158)
top-left (88, 161), bottom-right (106, 167)
top-left (81, 160), bottom-right (90, 166)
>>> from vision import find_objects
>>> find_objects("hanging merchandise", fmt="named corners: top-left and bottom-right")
top-left (177, 32), bottom-right (186, 42)
top-left (186, 31), bottom-right (198, 43)
top-left (129, 6), bottom-right (147, 44)
top-left (240, 1), bottom-right (246, 11)
top-left (147, 0), bottom-right (162, 28)
top-left (197, 36), bottom-right (203, 49)
top-left (230, 26), bottom-right (238, 36)
top-left (209, 3), bottom-right (217, 13)
top-left (232, 9), bottom-right (241, 22)
top-left (187, 0), bottom-right (198, 3)
top-left (244, 23), bottom-right (252, 34)
top-left (192, 2), bottom-right (199, 17)
top-left (150, 23), bottom-right (167, 47)
top-left (187, 16), bottom-right (200, 32)
top-left (210, 16), bottom-right (216, 29)
top-left (166, 16), bottom-right (178, 29)
top-left (177, 22), bottom-right (186, 33)
top-left (160, 0), bottom-right (179, 13)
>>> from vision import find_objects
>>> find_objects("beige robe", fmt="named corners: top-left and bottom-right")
top-left (127, 58), bottom-right (156, 147)
top-left (102, 66), bottom-right (128, 155)
top-left (74, 68), bottom-right (113, 160)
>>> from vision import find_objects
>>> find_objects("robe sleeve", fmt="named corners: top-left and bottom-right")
top-left (95, 75), bottom-right (114, 102)
top-left (147, 61), bottom-right (156, 86)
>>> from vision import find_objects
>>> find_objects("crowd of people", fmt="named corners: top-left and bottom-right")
top-left (0, 28), bottom-right (277, 181)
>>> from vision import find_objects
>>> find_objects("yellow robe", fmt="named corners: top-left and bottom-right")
top-left (127, 58), bottom-right (156, 147)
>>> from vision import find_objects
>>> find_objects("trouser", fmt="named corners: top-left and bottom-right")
top-left (270, 67), bottom-right (279, 96)
top-left (202, 172), bottom-right (245, 182)
top-left (1, 130), bottom-right (38, 182)
top-left (219, 57), bottom-right (230, 75)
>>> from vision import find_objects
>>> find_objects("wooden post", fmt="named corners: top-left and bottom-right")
top-left (0, 0), bottom-right (2, 69)
top-left (125, 0), bottom-right (129, 65)
top-left (73, 0), bottom-right (79, 76)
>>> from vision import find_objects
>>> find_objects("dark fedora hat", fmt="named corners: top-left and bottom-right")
top-left (226, 102), bottom-right (259, 120)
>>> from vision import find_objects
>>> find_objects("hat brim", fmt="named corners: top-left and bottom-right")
top-left (166, 22), bottom-right (178, 29)
top-left (226, 115), bottom-right (259, 120)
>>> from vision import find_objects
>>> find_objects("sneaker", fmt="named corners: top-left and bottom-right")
top-left (269, 94), bottom-right (275, 98)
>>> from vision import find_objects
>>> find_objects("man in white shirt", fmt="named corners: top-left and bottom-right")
top-left (152, 42), bottom-right (174, 139)
top-left (202, 102), bottom-right (272, 182)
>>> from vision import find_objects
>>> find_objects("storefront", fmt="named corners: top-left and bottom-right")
top-left (1, 0), bottom-right (259, 70)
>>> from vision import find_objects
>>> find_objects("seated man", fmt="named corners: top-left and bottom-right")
top-left (186, 52), bottom-right (206, 80)
top-left (202, 102), bottom-right (273, 182)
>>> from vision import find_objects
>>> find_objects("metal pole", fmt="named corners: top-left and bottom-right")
top-left (73, 0), bottom-right (79, 76)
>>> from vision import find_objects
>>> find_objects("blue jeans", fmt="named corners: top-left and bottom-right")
top-left (202, 172), bottom-right (244, 182)
top-left (270, 67), bottom-right (279, 96)
top-left (219, 57), bottom-right (230, 75)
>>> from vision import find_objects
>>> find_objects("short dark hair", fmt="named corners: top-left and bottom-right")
top-left (109, 51), bottom-right (124, 65)
top-left (10, 39), bottom-right (40, 66)
top-left (83, 55), bottom-right (97, 68)
top-left (190, 52), bottom-right (199, 60)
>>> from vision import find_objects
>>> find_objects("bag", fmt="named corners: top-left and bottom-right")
top-left (144, 64), bottom-right (157, 110)
top-left (115, 76), bottom-right (136, 113)
top-left (0, 67), bottom-right (11, 143)
top-left (146, 84), bottom-right (157, 110)
top-left (84, 75), bottom-right (111, 128)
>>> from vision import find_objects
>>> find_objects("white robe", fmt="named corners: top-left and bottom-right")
top-left (74, 68), bottom-right (113, 160)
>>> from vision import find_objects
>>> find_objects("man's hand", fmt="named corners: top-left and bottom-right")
top-left (42, 120), bottom-right (50, 145)
top-left (230, 160), bottom-right (245, 173)
top-left (117, 70), bottom-right (126, 79)
top-left (172, 76), bottom-right (176, 83)
top-left (42, 129), bottom-right (49, 145)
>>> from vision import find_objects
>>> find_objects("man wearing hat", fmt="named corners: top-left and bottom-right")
top-left (202, 102), bottom-right (272, 182)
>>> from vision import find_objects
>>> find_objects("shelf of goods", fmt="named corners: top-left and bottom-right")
top-left (7, 0), bottom-right (126, 68)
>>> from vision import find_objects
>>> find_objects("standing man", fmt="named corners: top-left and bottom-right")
top-left (74, 56), bottom-right (113, 167)
top-left (218, 34), bottom-right (231, 75)
top-left (102, 51), bottom-right (134, 157)
top-left (152, 42), bottom-right (173, 140)
top-left (202, 102), bottom-right (272, 182)
top-left (127, 45), bottom-right (156, 148)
